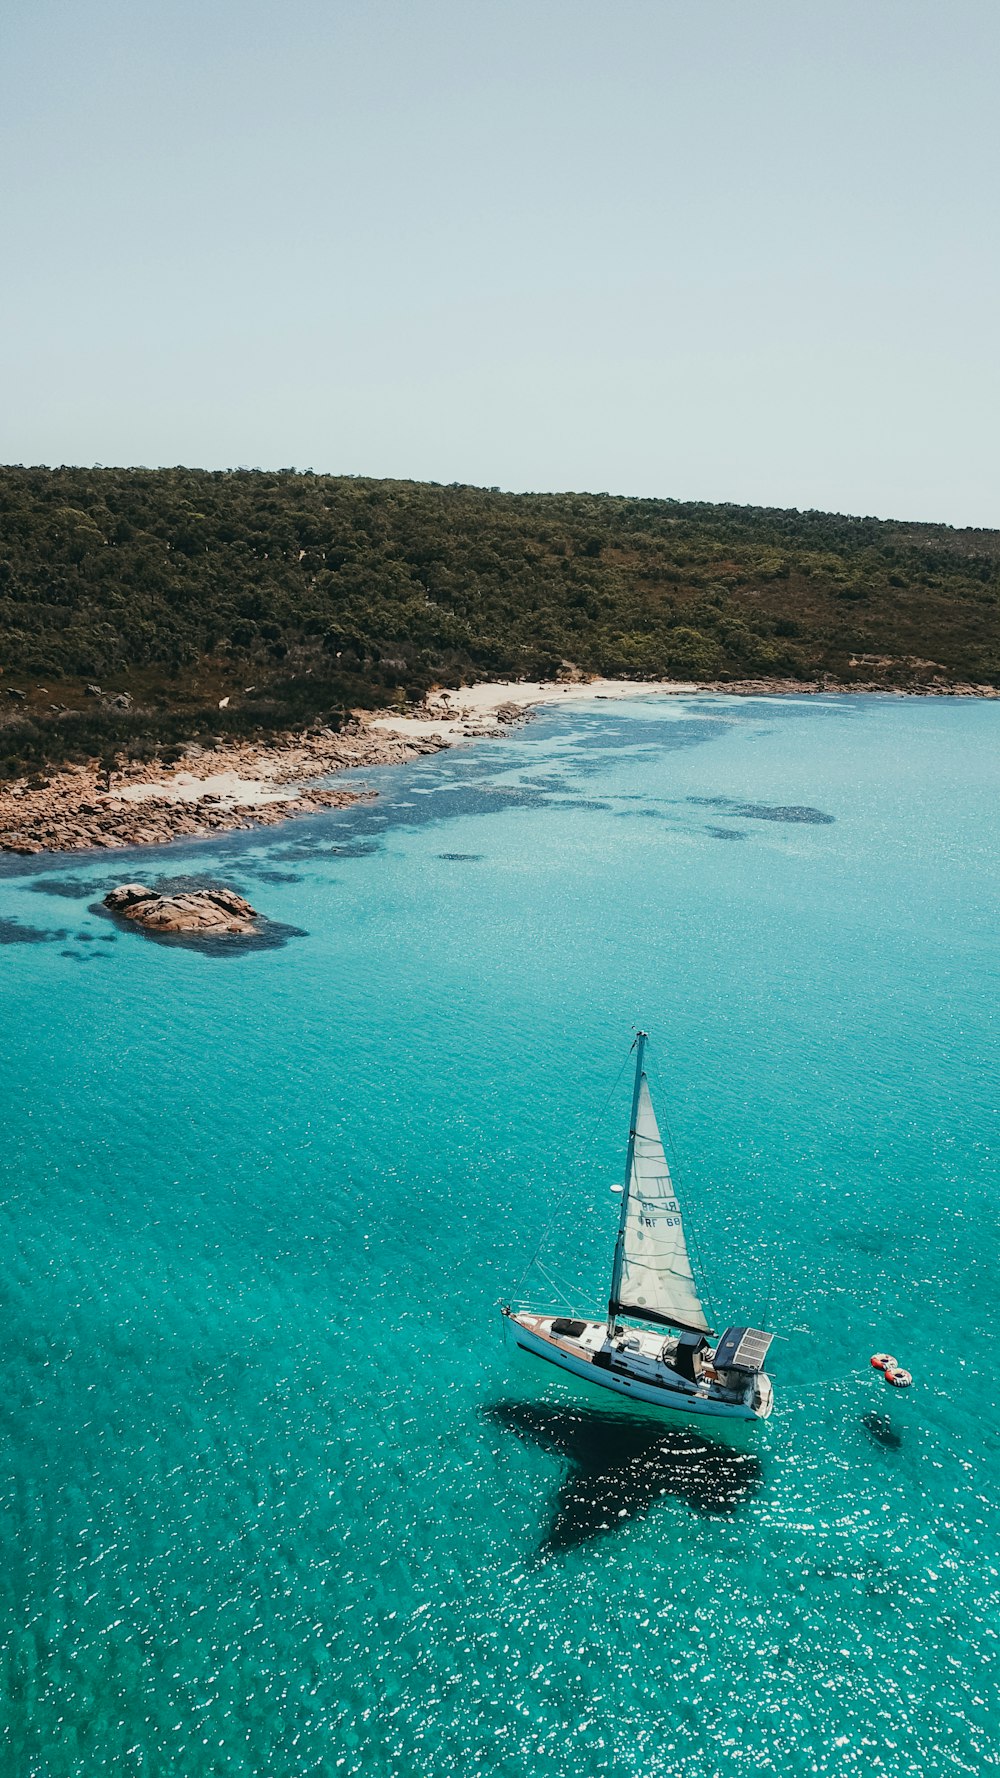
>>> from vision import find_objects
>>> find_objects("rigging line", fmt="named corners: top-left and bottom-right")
top-left (532, 1260), bottom-right (578, 1312)
top-left (540, 1259), bottom-right (590, 1302)
top-left (509, 1041), bottom-right (635, 1300)
top-left (516, 1256), bottom-right (583, 1304)
top-left (779, 1372), bottom-right (867, 1399)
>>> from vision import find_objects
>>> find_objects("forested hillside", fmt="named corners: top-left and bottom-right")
top-left (1, 465), bottom-right (997, 774)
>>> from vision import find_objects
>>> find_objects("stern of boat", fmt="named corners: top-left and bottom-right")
top-left (753, 1371), bottom-right (774, 1419)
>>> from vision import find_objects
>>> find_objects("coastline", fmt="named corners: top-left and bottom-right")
top-left (1, 675), bottom-right (996, 857)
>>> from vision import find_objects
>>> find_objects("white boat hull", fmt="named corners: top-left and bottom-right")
top-left (504, 1310), bottom-right (773, 1425)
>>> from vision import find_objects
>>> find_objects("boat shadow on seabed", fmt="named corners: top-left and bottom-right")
top-left (485, 1400), bottom-right (763, 1555)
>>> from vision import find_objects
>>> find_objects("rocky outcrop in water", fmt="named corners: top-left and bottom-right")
top-left (104, 884), bottom-right (259, 934)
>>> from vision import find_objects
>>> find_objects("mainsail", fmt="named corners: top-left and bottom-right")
top-left (609, 1070), bottom-right (711, 1335)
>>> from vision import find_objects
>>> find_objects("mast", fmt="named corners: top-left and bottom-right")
top-left (607, 1030), bottom-right (646, 1335)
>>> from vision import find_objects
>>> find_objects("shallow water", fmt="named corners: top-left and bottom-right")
top-left (1, 694), bottom-right (997, 1776)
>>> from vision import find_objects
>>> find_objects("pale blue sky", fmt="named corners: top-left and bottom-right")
top-left (2, 0), bottom-right (997, 525)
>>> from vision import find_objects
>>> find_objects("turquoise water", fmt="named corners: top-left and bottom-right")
top-left (1, 694), bottom-right (997, 1777)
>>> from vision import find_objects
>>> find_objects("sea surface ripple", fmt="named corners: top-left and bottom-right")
top-left (1, 694), bottom-right (997, 1776)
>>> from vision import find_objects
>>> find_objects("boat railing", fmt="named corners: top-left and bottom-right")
top-left (505, 1298), bottom-right (585, 1320)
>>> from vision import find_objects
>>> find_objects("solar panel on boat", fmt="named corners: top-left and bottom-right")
top-left (714, 1326), bottom-right (773, 1371)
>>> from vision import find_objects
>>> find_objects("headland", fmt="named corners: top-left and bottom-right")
top-left (1, 675), bottom-right (995, 857)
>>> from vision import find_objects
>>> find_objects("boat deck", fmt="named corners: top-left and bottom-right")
top-left (508, 1310), bottom-right (762, 1411)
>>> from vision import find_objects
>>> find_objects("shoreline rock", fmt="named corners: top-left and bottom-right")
top-left (0, 718), bottom-right (448, 856)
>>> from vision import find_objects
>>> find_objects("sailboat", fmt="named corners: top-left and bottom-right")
top-left (502, 1032), bottom-right (774, 1424)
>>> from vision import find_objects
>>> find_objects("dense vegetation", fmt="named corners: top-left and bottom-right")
top-left (1, 465), bottom-right (997, 774)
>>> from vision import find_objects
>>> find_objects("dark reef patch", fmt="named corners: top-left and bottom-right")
top-left (241, 868), bottom-right (304, 885)
top-left (733, 803), bottom-right (835, 824)
top-left (438, 853), bottom-right (484, 862)
top-left (513, 775), bottom-right (573, 792)
top-left (705, 825), bottom-right (747, 841)
top-left (268, 838), bottom-right (382, 862)
top-left (687, 796), bottom-right (835, 824)
top-left (23, 876), bottom-right (115, 900)
top-left (1, 916), bottom-right (69, 944)
top-left (550, 798), bottom-right (613, 813)
top-left (157, 920), bottom-right (310, 958)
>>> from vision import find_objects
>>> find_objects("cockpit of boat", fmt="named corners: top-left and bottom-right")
top-left (548, 1315), bottom-right (773, 1398)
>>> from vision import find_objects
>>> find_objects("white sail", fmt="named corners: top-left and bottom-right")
top-left (615, 1076), bottom-right (711, 1334)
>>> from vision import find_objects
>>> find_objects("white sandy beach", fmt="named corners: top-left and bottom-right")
top-left (112, 767), bottom-right (299, 809)
top-left (113, 680), bottom-right (701, 804)
top-left (369, 676), bottom-right (700, 739)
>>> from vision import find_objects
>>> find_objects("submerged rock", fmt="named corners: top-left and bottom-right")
top-left (104, 883), bottom-right (259, 935)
